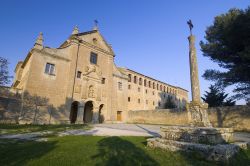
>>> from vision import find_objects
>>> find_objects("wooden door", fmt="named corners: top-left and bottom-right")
top-left (117, 111), bottom-right (122, 121)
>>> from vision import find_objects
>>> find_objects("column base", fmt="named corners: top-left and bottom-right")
top-left (187, 101), bottom-right (211, 127)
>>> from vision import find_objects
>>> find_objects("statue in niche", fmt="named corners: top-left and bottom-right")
top-left (88, 85), bottom-right (95, 98)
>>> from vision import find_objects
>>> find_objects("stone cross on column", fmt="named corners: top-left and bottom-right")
top-left (187, 21), bottom-right (211, 127)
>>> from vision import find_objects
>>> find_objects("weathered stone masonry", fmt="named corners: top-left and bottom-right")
top-left (9, 26), bottom-right (188, 124)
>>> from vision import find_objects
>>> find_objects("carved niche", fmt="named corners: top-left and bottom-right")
top-left (88, 85), bottom-right (95, 98)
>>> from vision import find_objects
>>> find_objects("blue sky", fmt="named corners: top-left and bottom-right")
top-left (0, 0), bottom-right (249, 104)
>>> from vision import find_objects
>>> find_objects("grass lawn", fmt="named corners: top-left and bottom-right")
top-left (0, 124), bottom-right (91, 134)
top-left (0, 136), bottom-right (250, 166)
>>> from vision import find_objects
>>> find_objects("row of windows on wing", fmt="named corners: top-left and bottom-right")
top-left (128, 74), bottom-right (177, 95)
top-left (128, 96), bottom-right (178, 107)
top-left (45, 52), bottom-right (99, 77)
top-left (127, 86), bottom-right (172, 96)
top-left (127, 97), bottom-right (163, 106)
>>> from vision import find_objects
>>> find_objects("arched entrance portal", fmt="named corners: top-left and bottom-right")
top-left (84, 101), bottom-right (93, 123)
top-left (99, 104), bottom-right (104, 123)
top-left (70, 101), bottom-right (79, 124)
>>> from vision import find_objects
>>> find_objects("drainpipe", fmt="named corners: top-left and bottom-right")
top-left (71, 40), bottom-right (80, 100)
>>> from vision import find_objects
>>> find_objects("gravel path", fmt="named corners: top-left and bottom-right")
top-left (1, 124), bottom-right (250, 142)
top-left (59, 124), bottom-right (161, 137)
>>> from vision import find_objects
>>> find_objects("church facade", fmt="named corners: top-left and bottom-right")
top-left (12, 26), bottom-right (188, 124)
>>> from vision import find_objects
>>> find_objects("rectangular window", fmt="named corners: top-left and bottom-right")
top-left (138, 87), bottom-right (140, 92)
top-left (138, 99), bottom-right (140, 103)
top-left (90, 52), bottom-right (98, 64)
top-left (146, 100), bottom-right (148, 104)
top-left (77, 71), bottom-right (82, 78)
top-left (118, 82), bottom-right (122, 90)
top-left (128, 74), bottom-right (131, 82)
top-left (45, 63), bottom-right (55, 75)
top-left (139, 78), bottom-right (142, 85)
top-left (134, 76), bottom-right (137, 84)
top-left (128, 97), bottom-right (130, 102)
top-left (128, 85), bottom-right (131, 89)
top-left (102, 78), bottom-right (106, 84)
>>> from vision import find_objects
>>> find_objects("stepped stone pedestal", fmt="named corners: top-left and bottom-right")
top-left (147, 25), bottom-right (248, 162)
top-left (147, 126), bottom-right (239, 162)
top-left (160, 126), bottom-right (233, 144)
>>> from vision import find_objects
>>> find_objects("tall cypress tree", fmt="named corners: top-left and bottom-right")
top-left (202, 85), bottom-right (235, 107)
top-left (0, 57), bottom-right (11, 86)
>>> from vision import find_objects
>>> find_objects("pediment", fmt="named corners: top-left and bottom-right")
top-left (76, 30), bottom-right (113, 54)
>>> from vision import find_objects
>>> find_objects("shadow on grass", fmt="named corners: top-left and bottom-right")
top-left (0, 124), bottom-right (90, 134)
top-left (0, 139), bottom-right (57, 166)
top-left (92, 136), bottom-right (159, 166)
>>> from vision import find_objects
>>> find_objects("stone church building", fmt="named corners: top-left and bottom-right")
top-left (11, 26), bottom-right (188, 124)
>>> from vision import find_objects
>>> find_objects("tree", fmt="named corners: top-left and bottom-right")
top-left (202, 84), bottom-right (235, 107)
top-left (200, 7), bottom-right (250, 101)
top-left (164, 96), bottom-right (176, 109)
top-left (0, 57), bottom-right (11, 85)
top-left (247, 99), bottom-right (250, 106)
top-left (20, 92), bottom-right (49, 124)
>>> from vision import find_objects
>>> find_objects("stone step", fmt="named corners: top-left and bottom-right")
top-left (160, 126), bottom-right (234, 145)
top-left (147, 137), bottom-right (241, 162)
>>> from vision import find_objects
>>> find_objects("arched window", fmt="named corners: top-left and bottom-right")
top-left (160, 85), bottom-right (162, 91)
top-left (157, 84), bottom-right (159, 90)
top-left (148, 81), bottom-right (151, 88)
top-left (164, 86), bottom-right (166, 92)
top-left (134, 76), bottom-right (137, 84)
top-left (153, 82), bottom-right (155, 89)
top-left (144, 79), bottom-right (147, 87)
top-left (167, 87), bottom-right (169, 93)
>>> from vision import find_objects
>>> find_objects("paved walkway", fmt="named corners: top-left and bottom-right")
top-left (1, 124), bottom-right (250, 142)
top-left (59, 124), bottom-right (161, 137)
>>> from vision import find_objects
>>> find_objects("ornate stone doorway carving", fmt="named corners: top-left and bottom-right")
top-left (83, 101), bottom-right (93, 123)
top-left (69, 101), bottom-right (79, 124)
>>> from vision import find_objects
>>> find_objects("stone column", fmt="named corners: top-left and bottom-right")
top-left (92, 106), bottom-right (99, 123)
top-left (188, 35), bottom-right (201, 103)
top-left (187, 35), bottom-right (211, 127)
top-left (76, 102), bottom-right (84, 124)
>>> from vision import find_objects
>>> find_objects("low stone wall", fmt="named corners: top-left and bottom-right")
top-left (128, 105), bottom-right (250, 131)
top-left (127, 109), bottom-right (189, 126)
top-left (208, 106), bottom-right (250, 131)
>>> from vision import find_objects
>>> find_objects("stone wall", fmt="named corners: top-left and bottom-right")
top-left (128, 105), bottom-right (250, 131)
top-left (127, 109), bottom-right (189, 126)
top-left (208, 106), bottom-right (250, 131)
